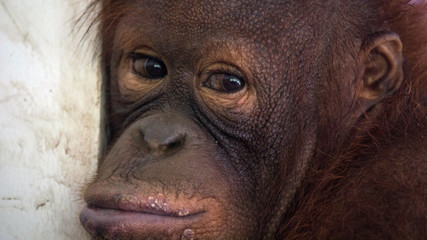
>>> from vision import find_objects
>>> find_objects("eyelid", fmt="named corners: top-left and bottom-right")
top-left (126, 48), bottom-right (165, 64)
top-left (204, 65), bottom-right (244, 79)
top-left (126, 46), bottom-right (159, 57)
top-left (127, 51), bottom-right (149, 60)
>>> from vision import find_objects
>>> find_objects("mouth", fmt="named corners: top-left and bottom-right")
top-left (80, 193), bottom-right (205, 239)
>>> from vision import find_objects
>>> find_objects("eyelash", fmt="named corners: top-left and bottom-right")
top-left (127, 52), bottom-right (146, 60)
top-left (205, 66), bottom-right (244, 79)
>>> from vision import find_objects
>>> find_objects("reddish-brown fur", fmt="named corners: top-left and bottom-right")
top-left (279, 1), bottom-right (427, 239)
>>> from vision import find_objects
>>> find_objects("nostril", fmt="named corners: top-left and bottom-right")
top-left (139, 128), bottom-right (186, 157)
top-left (160, 134), bottom-right (186, 156)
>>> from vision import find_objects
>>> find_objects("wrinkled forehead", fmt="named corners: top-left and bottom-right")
top-left (142, 0), bottom-right (292, 29)
top-left (115, 0), bottom-right (315, 48)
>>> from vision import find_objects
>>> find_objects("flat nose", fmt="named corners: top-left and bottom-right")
top-left (136, 114), bottom-right (186, 157)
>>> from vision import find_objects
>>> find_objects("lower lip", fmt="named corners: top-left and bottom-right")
top-left (80, 206), bottom-right (203, 238)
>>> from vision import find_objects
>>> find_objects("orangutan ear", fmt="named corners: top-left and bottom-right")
top-left (358, 32), bottom-right (403, 102)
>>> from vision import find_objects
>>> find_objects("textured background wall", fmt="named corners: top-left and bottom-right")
top-left (0, 1), bottom-right (98, 239)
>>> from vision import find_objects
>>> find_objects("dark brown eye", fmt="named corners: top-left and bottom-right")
top-left (204, 73), bottom-right (245, 93)
top-left (131, 54), bottom-right (167, 79)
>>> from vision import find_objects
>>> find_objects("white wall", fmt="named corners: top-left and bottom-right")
top-left (0, 1), bottom-right (98, 239)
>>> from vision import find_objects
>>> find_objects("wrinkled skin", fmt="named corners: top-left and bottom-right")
top-left (80, 0), bottom-right (427, 239)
